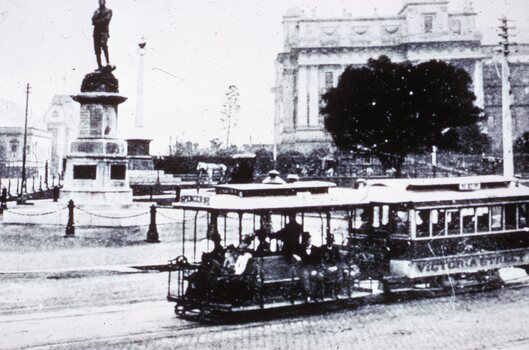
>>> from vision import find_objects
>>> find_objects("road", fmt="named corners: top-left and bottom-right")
top-left (1, 271), bottom-right (529, 350)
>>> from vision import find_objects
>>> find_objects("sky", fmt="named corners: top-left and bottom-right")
top-left (1, 0), bottom-right (529, 155)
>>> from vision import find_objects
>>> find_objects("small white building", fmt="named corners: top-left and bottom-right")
top-left (43, 95), bottom-right (79, 176)
top-left (0, 98), bottom-right (52, 180)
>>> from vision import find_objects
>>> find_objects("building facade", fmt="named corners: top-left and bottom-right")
top-left (273, 0), bottom-right (529, 153)
top-left (0, 99), bottom-right (52, 179)
top-left (44, 95), bottom-right (79, 176)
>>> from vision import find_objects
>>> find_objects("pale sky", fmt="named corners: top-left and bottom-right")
top-left (1, 0), bottom-right (529, 154)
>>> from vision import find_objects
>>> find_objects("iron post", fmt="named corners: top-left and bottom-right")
top-left (146, 204), bottom-right (160, 243)
top-left (65, 199), bottom-right (75, 237)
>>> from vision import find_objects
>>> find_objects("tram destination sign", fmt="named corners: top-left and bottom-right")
top-left (180, 195), bottom-right (210, 205)
top-left (391, 248), bottom-right (529, 278)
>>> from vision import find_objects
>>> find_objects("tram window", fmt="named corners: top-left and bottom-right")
top-left (505, 204), bottom-right (517, 230)
top-left (446, 210), bottom-right (460, 235)
top-left (476, 207), bottom-right (490, 232)
top-left (381, 205), bottom-right (390, 226)
top-left (373, 206), bottom-right (380, 228)
top-left (431, 209), bottom-right (446, 236)
top-left (416, 210), bottom-right (430, 238)
top-left (391, 210), bottom-right (409, 235)
top-left (353, 208), bottom-right (369, 230)
top-left (461, 208), bottom-right (476, 234)
top-left (491, 206), bottom-right (503, 231)
top-left (519, 204), bottom-right (528, 228)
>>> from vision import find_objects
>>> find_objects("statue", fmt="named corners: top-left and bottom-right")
top-left (92, 0), bottom-right (113, 71)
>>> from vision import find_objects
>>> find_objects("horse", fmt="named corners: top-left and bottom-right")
top-left (196, 162), bottom-right (227, 184)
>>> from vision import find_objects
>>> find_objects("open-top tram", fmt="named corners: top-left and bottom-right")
top-left (166, 176), bottom-right (529, 322)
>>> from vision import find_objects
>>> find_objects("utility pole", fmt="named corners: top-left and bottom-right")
top-left (20, 83), bottom-right (31, 201)
top-left (498, 17), bottom-right (515, 177)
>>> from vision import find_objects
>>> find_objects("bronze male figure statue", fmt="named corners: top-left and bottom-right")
top-left (92, 0), bottom-right (113, 71)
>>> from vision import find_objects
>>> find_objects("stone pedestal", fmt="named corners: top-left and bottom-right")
top-left (126, 138), bottom-right (154, 170)
top-left (61, 70), bottom-right (133, 205)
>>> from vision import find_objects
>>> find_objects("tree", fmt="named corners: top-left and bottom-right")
top-left (220, 85), bottom-right (241, 150)
top-left (321, 56), bottom-right (485, 176)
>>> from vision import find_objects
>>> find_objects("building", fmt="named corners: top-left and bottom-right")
top-left (273, 0), bottom-right (529, 153)
top-left (43, 95), bottom-right (79, 176)
top-left (0, 99), bottom-right (52, 179)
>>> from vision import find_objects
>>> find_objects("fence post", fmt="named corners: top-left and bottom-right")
top-left (174, 185), bottom-right (181, 202)
top-left (146, 204), bottom-right (160, 243)
top-left (0, 188), bottom-right (7, 211)
top-left (8, 179), bottom-right (11, 197)
top-left (149, 186), bottom-right (153, 201)
top-left (45, 160), bottom-right (49, 189)
top-left (65, 199), bottom-right (75, 237)
top-left (53, 186), bottom-right (60, 202)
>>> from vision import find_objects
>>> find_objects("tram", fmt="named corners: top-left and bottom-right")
top-left (166, 176), bottom-right (529, 322)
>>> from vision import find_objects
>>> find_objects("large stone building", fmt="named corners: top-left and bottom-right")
top-left (0, 99), bottom-right (52, 179)
top-left (43, 95), bottom-right (79, 176)
top-left (273, 0), bottom-right (529, 153)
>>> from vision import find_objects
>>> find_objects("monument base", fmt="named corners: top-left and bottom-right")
top-left (127, 155), bottom-right (154, 171)
top-left (60, 187), bottom-right (133, 205)
top-left (61, 154), bottom-right (132, 205)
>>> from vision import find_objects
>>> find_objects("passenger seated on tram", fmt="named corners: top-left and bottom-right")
top-left (319, 234), bottom-right (343, 297)
top-left (253, 214), bottom-right (272, 257)
top-left (223, 245), bottom-right (238, 272)
top-left (201, 231), bottom-right (225, 272)
top-left (186, 231), bottom-right (225, 299)
top-left (234, 234), bottom-right (254, 275)
top-left (254, 228), bottom-right (271, 256)
top-left (270, 213), bottom-right (303, 259)
top-left (294, 232), bottom-right (321, 301)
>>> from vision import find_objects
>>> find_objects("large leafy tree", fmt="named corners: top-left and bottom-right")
top-left (322, 55), bottom-right (487, 176)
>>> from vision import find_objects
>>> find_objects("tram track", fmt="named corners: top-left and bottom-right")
top-left (2, 271), bottom-right (528, 350)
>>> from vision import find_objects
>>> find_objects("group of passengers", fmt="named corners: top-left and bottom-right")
top-left (194, 213), bottom-right (345, 301)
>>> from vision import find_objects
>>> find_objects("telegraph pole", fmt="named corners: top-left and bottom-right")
top-left (498, 17), bottom-right (515, 177)
top-left (20, 83), bottom-right (31, 201)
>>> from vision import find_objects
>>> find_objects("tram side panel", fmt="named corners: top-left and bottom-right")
top-left (386, 201), bottom-right (529, 282)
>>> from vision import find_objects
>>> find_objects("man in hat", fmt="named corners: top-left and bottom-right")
top-left (271, 213), bottom-right (303, 258)
top-left (262, 170), bottom-right (286, 184)
top-left (319, 234), bottom-right (343, 297)
top-left (294, 232), bottom-right (321, 301)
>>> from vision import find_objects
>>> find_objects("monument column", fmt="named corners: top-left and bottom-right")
top-left (126, 37), bottom-right (154, 170)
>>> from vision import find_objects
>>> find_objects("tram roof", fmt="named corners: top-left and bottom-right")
top-left (171, 176), bottom-right (529, 212)
top-left (364, 176), bottom-right (529, 206)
